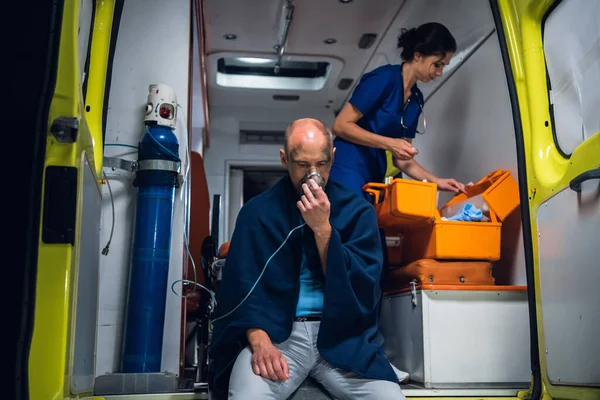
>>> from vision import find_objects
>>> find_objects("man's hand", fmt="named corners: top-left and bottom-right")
top-left (297, 179), bottom-right (331, 235)
top-left (434, 178), bottom-right (467, 194)
top-left (247, 329), bottom-right (289, 382)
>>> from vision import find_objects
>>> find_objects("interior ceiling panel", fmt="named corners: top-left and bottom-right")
top-left (203, 0), bottom-right (405, 119)
top-left (204, 0), bottom-right (284, 53)
top-left (361, 0), bottom-right (497, 101)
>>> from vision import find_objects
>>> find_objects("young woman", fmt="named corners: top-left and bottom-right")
top-left (330, 22), bottom-right (466, 198)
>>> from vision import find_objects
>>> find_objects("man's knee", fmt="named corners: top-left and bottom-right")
top-left (228, 346), bottom-right (303, 399)
top-left (314, 362), bottom-right (405, 399)
top-left (228, 371), bottom-right (298, 400)
top-left (363, 380), bottom-right (406, 400)
top-left (228, 382), bottom-right (275, 400)
top-left (228, 347), bottom-right (272, 398)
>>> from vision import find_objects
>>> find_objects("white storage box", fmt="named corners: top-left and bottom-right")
top-left (380, 285), bottom-right (531, 388)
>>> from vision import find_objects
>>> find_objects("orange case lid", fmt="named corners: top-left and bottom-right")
top-left (441, 169), bottom-right (520, 222)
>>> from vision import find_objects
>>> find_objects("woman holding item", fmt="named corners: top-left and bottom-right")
top-left (330, 22), bottom-right (467, 197)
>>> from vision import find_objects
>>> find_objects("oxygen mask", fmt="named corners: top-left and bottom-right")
top-left (300, 170), bottom-right (326, 197)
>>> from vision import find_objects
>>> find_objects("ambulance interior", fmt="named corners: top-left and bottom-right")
top-left (200, 0), bottom-right (532, 395)
top-left (84, 0), bottom-right (600, 398)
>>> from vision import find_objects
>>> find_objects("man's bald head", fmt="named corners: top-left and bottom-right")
top-left (283, 118), bottom-right (333, 157)
top-left (280, 118), bottom-right (336, 194)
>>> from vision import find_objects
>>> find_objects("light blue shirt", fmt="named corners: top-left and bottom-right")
top-left (295, 249), bottom-right (325, 316)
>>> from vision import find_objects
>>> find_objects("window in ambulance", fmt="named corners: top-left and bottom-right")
top-left (216, 57), bottom-right (330, 91)
top-left (543, 0), bottom-right (600, 156)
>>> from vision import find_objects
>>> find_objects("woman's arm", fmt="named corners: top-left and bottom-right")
top-left (394, 157), bottom-right (437, 182)
top-left (333, 103), bottom-right (417, 160)
top-left (332, 103), bottom-right (390, 149)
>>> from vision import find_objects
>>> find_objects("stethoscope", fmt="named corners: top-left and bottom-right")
top-left (400, 95), bottom-right (426, 135)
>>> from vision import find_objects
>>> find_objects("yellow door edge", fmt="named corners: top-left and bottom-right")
top-left (30, 0), bottom-right (115, 398)
top-left (496, 1), bottom-right (600, 400)
top-left (30, 0), bottom-right (82, 397)
top-left (85, 0), bottom-right (116, 178)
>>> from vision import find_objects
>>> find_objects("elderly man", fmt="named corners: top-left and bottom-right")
top-left (209, 118), bottom-right (405, 399)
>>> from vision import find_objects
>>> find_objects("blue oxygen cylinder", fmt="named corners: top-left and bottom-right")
top-left (121, 123), bottom-right (180, 373)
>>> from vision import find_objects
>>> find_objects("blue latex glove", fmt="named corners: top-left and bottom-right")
top-left (447, 203), bottom-right (483, 222)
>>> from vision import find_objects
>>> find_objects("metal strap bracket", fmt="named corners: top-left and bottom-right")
top-left (103, 157), bottom-right (180, 174)
top-left (103, 156), bottom-right (137, 173)
top-left (137, 159), bottom-right (181, 173)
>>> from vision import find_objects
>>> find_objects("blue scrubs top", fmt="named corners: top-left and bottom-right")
top-left (330, 64), bottom-right (424, 197)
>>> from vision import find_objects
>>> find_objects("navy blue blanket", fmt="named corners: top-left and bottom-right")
top-left (208, 175), bottom-right (397, 395)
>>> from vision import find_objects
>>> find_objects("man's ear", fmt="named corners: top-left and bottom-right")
top-left (332, 147), bottom-right (336, 164)
top-left (280, 149), bottom-right (288, 168)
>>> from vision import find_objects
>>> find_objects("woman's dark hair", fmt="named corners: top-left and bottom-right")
top-left (397, 22), bottom-right (457, 61)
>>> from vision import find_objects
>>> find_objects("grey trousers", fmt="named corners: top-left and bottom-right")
top-left (228, 321), bottom-right (406, 400)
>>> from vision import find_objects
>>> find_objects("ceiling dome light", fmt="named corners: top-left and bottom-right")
top-left (339, 0), bottom-right (353, 3)
top-left (236, 57), bottom-right (273, 64)
top-left (324, 38), bottom-right (337, 44)
top-left (223, 33), bottom-right (237, 40)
